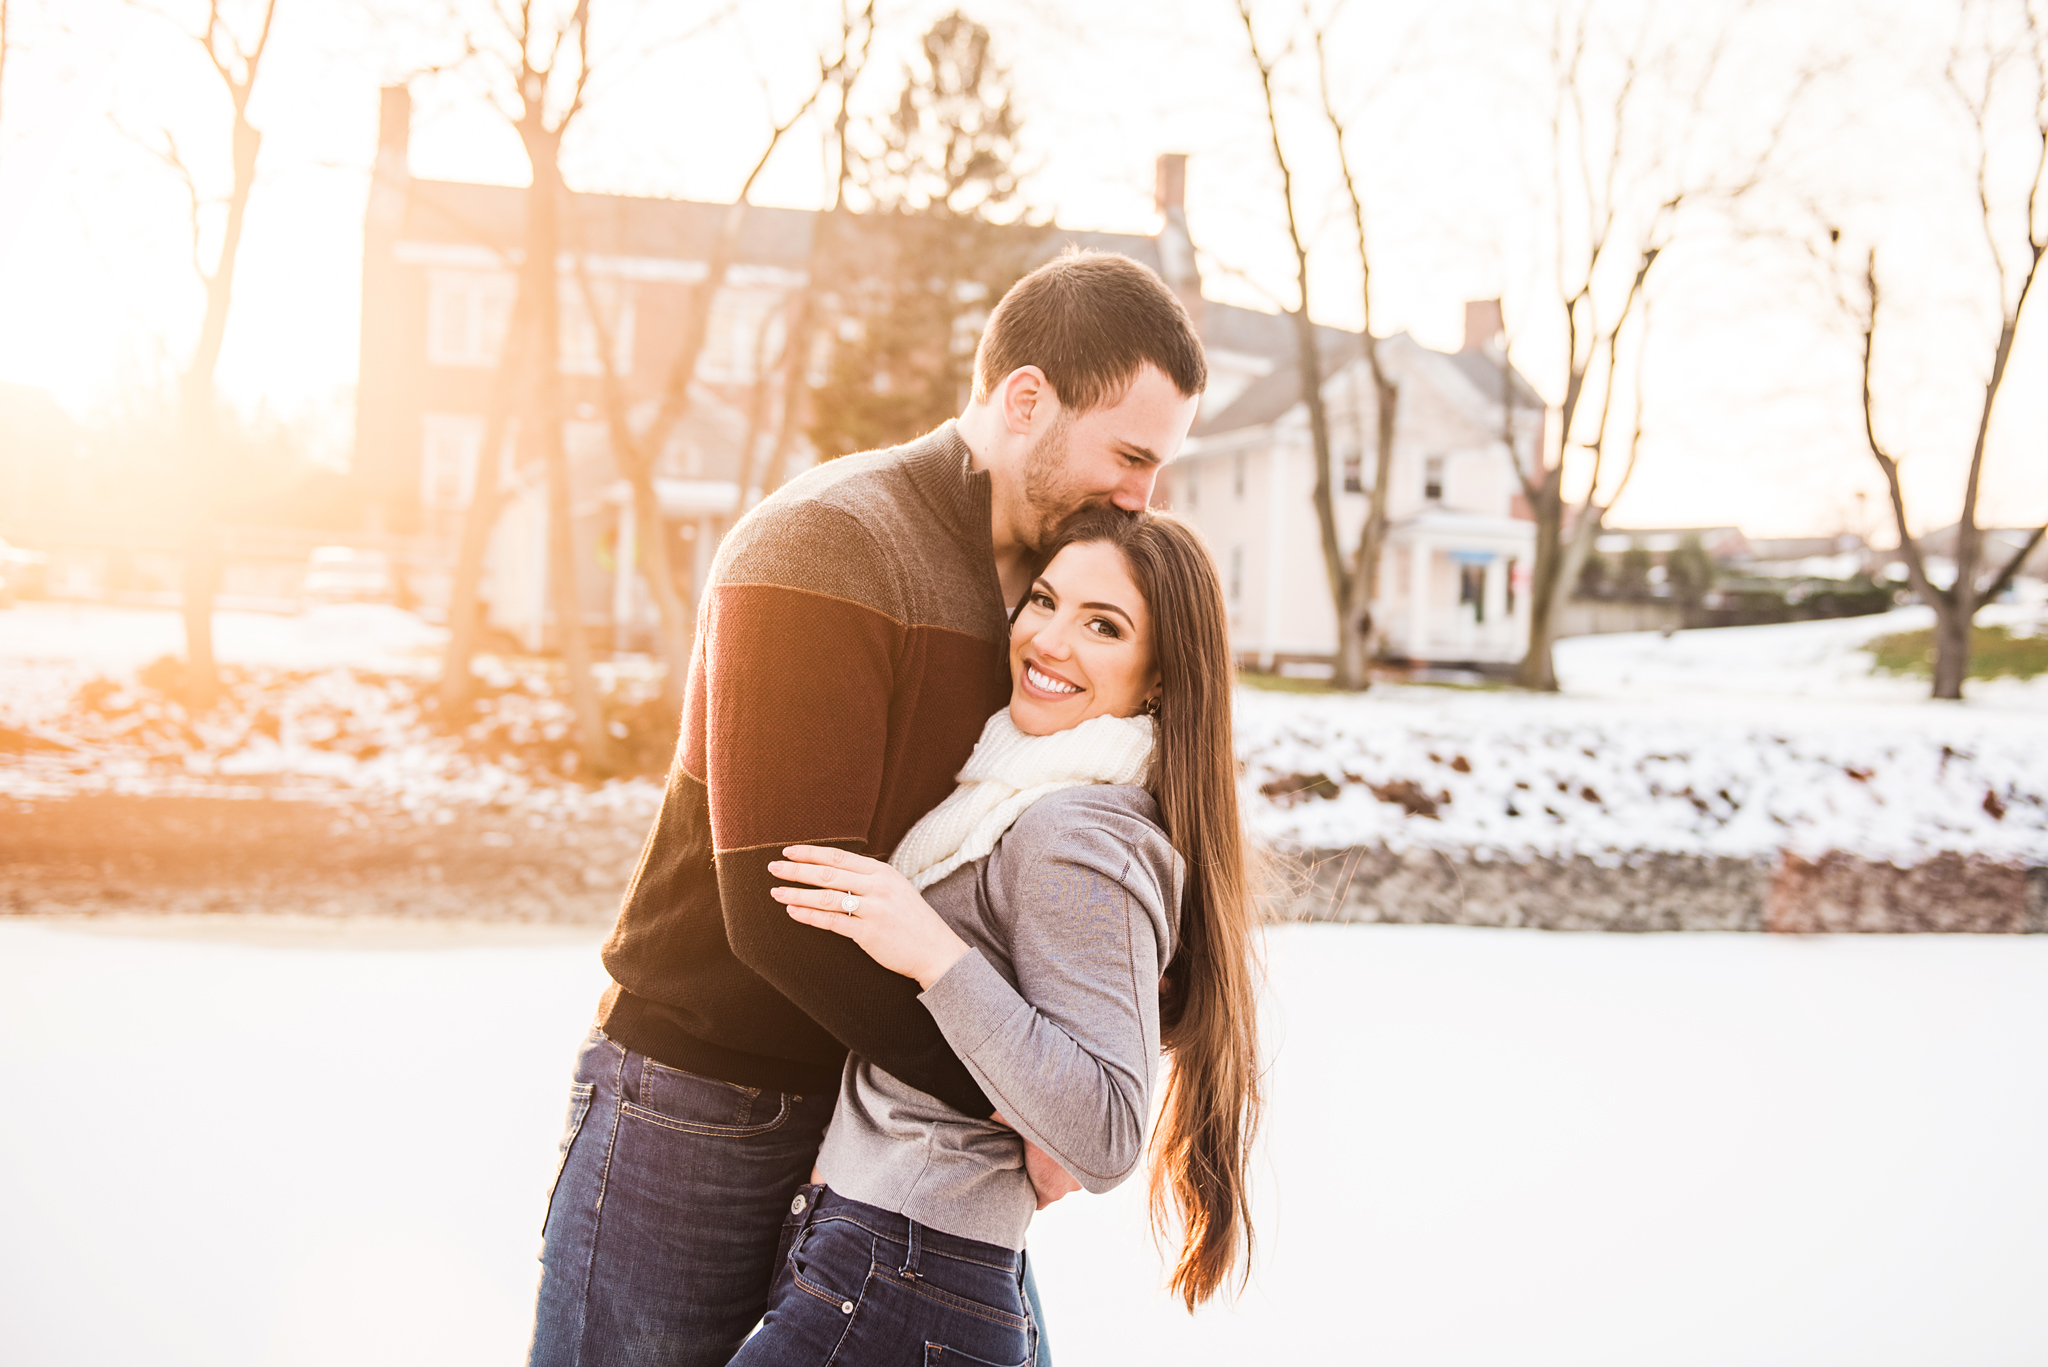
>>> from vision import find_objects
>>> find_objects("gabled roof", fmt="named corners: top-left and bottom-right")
top-left (1191, 328), bottom-right (1545, 440)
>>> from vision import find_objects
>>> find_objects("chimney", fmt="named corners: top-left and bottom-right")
top-left (1155, 153), bottom-right (1187, 216)
top-left (1462, 299), bottom-right (1503, 353)
top-left (1152, 153), bottom-right (1203, 332)
top-left (366, 85), bottom-right (412, 233)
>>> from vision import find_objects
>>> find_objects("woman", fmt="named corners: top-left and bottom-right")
top-left (730, 509), bottom-right (1262, 1366)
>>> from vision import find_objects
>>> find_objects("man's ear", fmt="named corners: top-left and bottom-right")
top-left (999, 366), bottom-right (1055, 435)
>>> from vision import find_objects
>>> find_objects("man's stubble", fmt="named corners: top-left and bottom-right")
top-left (1018, 411), bottom-right (1129, 552)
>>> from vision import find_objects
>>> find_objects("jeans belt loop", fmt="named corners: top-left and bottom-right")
top-left (898, 1217), bottom-right (923, 1281)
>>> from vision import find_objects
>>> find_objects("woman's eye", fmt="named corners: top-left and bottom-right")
top-left (1089, 618), bottom-right (1121, 638)
top-left (1030, 591), bottom-right (1054, 610)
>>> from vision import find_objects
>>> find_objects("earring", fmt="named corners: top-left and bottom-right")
top-left (1141, 696), bottom-right (1161, 717)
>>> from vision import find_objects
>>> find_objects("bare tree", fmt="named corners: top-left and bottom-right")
top-left (1313, 19), bottom-right (1401, 687)
top-left (436, 269), bottom-right (534, 718)
top-left (1234, 1), bottom-right (1422, 688)
top-left (1847, 0), bottom-right (2047, 699)
top-left (129, 0), bottom-right (279, 708)
top-left (1505, 0), bottom-right (1797, 690)
top-left (1237, 0), bottom-right (1345, 682)
top-left (432, 1), bottom-right (723, 766)
top-left (566, 3), bottom-right (870, 717)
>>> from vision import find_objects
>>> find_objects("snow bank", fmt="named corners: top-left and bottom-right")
top-left (1242, 608), bottom-right (2048, 867)
top-left (0, 603), bottom-right (664, 824)
top-left (2, 919), bottom-right (2041, 1366)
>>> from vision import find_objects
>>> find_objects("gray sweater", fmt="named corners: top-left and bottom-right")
top-left (814, 783), bottom-right (1183, 1250)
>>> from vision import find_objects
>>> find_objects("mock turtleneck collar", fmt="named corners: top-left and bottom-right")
top-left (901, 420), bottom-right (994, 559)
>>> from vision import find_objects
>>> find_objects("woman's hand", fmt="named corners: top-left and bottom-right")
top-left (770, 846), bottom-right (972, 990)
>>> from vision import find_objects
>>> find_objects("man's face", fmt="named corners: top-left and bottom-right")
top-left (1018, 363), bottom-right (1201, 550)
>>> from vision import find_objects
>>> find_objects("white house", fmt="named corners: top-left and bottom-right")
top-left (1166, 303), bottom-right (1545, 671)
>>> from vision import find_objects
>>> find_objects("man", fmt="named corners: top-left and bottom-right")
top-left (527, 248), bottom-right (1206, 1367)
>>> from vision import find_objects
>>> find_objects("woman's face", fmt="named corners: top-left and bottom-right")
top-left (1008, 540), bottom-right (1161, 737)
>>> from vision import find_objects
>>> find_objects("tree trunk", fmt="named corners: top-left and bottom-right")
top-left (522, 134), bottom-right (613, 775)
top-left (176, 108), bottom-right (262, 709)
top-left (1931, 599), bottom-right (1970, 701)
top-left (1516, 468), bottom-right (1566, 691)
top-left (624, 457), bottom-right (694, 716)
top-left (1335, 369), bottom-right (1398, 688)
top-left (437, 286), bottom-right (534, 720)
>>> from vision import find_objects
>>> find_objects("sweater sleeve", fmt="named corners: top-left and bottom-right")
top-left (916, 789), bottom-right (1179, 1190)
top-left (703, 504), bottom-right (992, 1118)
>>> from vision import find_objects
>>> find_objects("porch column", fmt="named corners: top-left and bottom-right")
top-left (1484, 555), bottom-right (1507, 643)
top-left (1409, 538), bottom-right (1431, 661)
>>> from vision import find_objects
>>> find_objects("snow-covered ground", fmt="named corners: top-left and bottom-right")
top-left (1, 917), bottom-right (2042, 1367)
top-left (1244, 606), bottom-right (2048, 865)
top-left (5, 600), bottom-right (2046, 866)
top-left (0, 602), bottom-right (664, 822)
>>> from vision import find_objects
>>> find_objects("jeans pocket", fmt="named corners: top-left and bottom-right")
top-left (621, 1056), bottom-right (793, 1137)
top-left (787, 1216), bottom-right (872, 1309)
top-left (922, 1338), bottom-right (1032, 1367)
top-left (540, 1082), bottom-right (595, 1238)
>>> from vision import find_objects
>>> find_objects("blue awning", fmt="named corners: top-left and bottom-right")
top-left (1447, 549), bottom-right (1497, 566)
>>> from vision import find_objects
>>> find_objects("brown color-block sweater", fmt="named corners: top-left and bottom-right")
top-left (597, 422), bottom-right (1012, 1117)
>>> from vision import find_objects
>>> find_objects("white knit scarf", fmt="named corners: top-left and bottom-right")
top-left (889, 707), bottom-right (1157, 891)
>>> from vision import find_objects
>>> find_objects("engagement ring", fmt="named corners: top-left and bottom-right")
top-left (840, 894), bottom-right (860, 914)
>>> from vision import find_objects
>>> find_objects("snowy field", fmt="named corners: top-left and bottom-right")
top-left (7, 600), bottom-right (2048, 868)
top-left (2, 917), bottom-right (2043, 1367)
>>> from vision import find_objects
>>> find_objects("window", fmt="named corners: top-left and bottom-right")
top-left (1229, 546), bottom-right (1243, 603)
top-left (1505, 557), bottom-right (1518, 614)
top-left (420, 414), bottom-right (485, 511)
top-left (1424, 455), bottom-right (1445, 502)
top-left (700, 287), bottom-right (786, 384)
top-left (559, 278), bottom-right (635, 376)
top-left (1459, 562), bottom-right (1486, 623)
top-left (426, 269), bottom-right (517, 368)
top-left (1342, 449), bottom-right (1363, 494)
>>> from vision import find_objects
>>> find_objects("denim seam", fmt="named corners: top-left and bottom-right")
top-left (638, 1054), bottom-right (763, 1103)
top-left (617, 1090), bottom-right (793, 1138)
top-left (569, 1040), bottom-right (628, 1367)
top-left (872, 1268), bottom-right (1031, 1332)
top-left (805, 1212), bottom-right (1020, 1274)
top-left (538, 1083), bottom-right (595, 1240)
top-left (787, 1229), bottom-right (871, 1366)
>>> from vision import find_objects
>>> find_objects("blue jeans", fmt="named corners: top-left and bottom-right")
top-left (526, 1030), bottom-right (1053, 1367)
top-left (730, 1184), bottom-right (1036, 1367)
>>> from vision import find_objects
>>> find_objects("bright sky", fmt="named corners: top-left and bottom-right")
top-left (0, 0), bottom-right (2042, 539)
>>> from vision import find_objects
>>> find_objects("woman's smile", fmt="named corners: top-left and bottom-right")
top-left (1021, 660), bottom-right (1082, 697)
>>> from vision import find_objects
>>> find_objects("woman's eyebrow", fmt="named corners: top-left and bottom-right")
top-left (1079, 600), bottom-right (1135, 626)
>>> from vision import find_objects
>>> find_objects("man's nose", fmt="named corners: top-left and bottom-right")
top-left (1113, 468), bottom-right (1159, 512)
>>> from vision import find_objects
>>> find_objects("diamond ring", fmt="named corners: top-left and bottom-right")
top-left (840, 893), bottom-right (860, 915)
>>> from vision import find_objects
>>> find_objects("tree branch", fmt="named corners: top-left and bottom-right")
top-left (1859, 248), bottom-right (1947, 610)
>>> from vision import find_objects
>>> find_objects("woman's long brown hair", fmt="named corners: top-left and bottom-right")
top-left (1039, 507), bottom-right (1263, 1310)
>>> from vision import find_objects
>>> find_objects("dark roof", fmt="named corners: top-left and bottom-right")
top-left (1444, 346), bottom-right (1545, 411)
top-left (1198, 340), bottom-right (1352, 436)
top-left (1192, 321), bottom-right (1550, 440)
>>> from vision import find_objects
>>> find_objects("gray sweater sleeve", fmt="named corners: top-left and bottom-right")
top-left (915, 787), bottom-right (1182, 1192)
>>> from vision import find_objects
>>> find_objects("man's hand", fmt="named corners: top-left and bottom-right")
top-left (993, 1112), bottom-right (1080, 1210)
top-left (1022, 1138), bottom-right (1081, 1210)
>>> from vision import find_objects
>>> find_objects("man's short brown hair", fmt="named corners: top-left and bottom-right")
top-left (972, 247), bottom-right (1207, 413)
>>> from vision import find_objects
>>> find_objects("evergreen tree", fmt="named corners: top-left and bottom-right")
top-left (809, 12), bottom-right (1041, 458)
